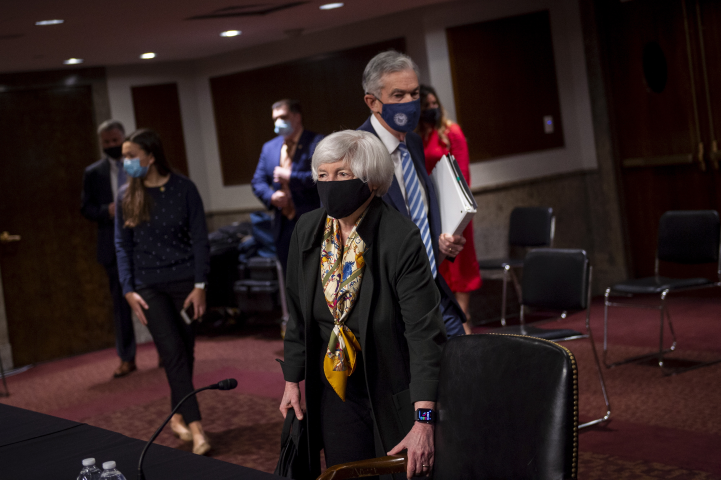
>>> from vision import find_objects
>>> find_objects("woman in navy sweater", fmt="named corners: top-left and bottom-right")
top-left (115, 129), bottom-right (211, 455)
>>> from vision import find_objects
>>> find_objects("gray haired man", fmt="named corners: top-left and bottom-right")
top-left (81, 120), bottom-right (137, 378)
top-left (357, 51), bottom-right (467, 337)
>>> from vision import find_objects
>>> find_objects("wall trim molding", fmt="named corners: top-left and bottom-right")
top-left (470, 167), bottom-right (596, 195)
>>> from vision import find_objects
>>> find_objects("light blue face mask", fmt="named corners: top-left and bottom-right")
top-left (274, 118), bottom-right (293, 136)
top-left (123, 158), bottom-right (148, 178)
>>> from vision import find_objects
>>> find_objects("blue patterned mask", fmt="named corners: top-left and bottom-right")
top-left (123, 158), bottom-right (148, 178)
top-left (378, 98), bottom-right (421, 133)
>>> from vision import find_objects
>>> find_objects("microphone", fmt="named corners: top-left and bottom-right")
top-left (211, 378), bottom-right (238, 391)
top-left (137, 378), bottom-right (237, 479)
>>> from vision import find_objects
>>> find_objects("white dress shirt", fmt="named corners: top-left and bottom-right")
top-left (370, 115), bottom-right (429, 216)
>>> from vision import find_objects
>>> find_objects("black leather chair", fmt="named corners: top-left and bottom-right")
top-left (603, 210), bottom-right (721, 375)
top-left (317, 334), bottom-right (579, 480)
top-left (492, 248), bottom-right (611, 429)
top-left (477, 207), bottom-right (555, 326)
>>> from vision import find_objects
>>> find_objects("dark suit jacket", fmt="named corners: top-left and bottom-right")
top-left (358, 118), bottom-right (466, 324)
top-left (281, 197), bottom-right (447, 476)
top-left (81, 157), bottom-right (117, 266)
top-left (251, 130), bottom-right (323, 240)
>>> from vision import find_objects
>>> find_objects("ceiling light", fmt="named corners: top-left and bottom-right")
top-left (35, 19), bottom-right (64, 26)
top-left (319, 3), bottom-right (344, 10)
top-left (63, 58), bottom-right (83, 65)
top-left (140, 52), bottom-right (156, 59)
top-left (220, 30), bottom-right (241, 37)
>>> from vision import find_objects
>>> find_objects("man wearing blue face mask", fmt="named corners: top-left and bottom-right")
top-left (358, 51), bottom-right (467, 337)
top-left (81, 119), bottom-right (137, 378)
top-left (251, 99), bottom-right (323, 272)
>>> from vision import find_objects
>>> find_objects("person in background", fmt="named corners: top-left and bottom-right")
top-left (115, 129), bottom-right (211, 455)
top-left (81, 120), bottom-right (137, 378)
top-left (358, 50), bottom-right (467, 337)
top-left (418, 85), bottom-right (481, 335)
top-left (280, 130), bottom-right (446, 479)
top-left (251, 99), bottom-right (324, 272)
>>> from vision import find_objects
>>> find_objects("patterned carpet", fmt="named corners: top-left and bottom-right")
top-left (2, 297), bottom-right (720, 479)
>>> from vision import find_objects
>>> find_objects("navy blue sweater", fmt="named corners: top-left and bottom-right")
top-left (115, 173), bottom-right (209, 296)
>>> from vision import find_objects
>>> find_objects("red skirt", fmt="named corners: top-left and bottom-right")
top-left (439, 221), bottom-right (482, 293)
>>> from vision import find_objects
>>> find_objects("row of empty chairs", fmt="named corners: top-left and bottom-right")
top-left (481, 208), bottom-right (721, 376)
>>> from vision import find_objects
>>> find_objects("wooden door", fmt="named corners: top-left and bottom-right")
top-left (603, 0), bottom-right (721, 278)
top-left (0, 85), bottom-right (115, 366)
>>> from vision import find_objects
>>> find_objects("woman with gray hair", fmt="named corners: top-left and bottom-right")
top-left (279, 129), bottom-right (447, 479)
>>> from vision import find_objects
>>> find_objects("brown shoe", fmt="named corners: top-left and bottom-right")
top-left (113, 360), bottom-right (137, 378)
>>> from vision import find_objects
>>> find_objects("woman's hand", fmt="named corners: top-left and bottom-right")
top-left (388, 422), bottom-right (435, 478)
top-left (183, 287), bottom-right (206, 320)
top-left (279, 381), bottom-right (303, 420)
top-left (438, 233), bottom-right (466, 261)
top-left (125, 292), bottom-right (149, 325)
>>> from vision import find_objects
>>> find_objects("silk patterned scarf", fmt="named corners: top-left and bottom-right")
top-left (320, 210), bottom-right (367, 401)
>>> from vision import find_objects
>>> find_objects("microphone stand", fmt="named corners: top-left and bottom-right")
top-left (138, 379), bottom-right (236, 480)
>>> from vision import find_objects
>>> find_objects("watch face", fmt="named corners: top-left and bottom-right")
top-left (416, 409), bottom-right (433, 422)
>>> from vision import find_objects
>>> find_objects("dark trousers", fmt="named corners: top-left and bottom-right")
top-left (104, 262), bottom-right (136, 363)
top-left (318, 349), bottom-right (377, 471)
top-left (137, 280), bottom-right (201, 424)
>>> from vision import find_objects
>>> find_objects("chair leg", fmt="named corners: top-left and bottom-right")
top-left (500, 265), bottom-right (509, 327)
top-left (275, 259), bottom-right (290, 335)
top-left (580, 277), bottom-right (610, 429)
top-left (602, 289), bottom-right (678, 369)
top-left (603, 288), bottom-right (612, 368)
top-left (579, 317), bottom-right (611, 429)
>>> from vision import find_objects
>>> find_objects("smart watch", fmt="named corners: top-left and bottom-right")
top-left (415, 408), bottom-right (435, 424)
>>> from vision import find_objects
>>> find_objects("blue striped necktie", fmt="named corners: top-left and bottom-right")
top-left (398, 142), bottom-right (437, 278)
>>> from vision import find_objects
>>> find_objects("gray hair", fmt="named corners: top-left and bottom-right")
top-left (97, 119), bottom-right (125, 136)
top-left (362, 50), bottom-right (420, 98)
top-left (312, 130), bottom-right (394, 197)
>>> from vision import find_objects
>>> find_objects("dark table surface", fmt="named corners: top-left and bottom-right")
top-left (0, 403), bottom-right (282, 480)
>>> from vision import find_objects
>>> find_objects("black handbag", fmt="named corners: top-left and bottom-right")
top-left (274, 409), bottom-right (311, 479)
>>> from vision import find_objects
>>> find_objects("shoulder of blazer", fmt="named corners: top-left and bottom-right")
top-left (294, 207), bottom-right (327, 250)
top-left (358, 117), bottom-right (376, 135)
top-left (262, 135), bottom-right (284, 153)
top-left (296, 130), bottom-right (323, 160)
top-left (85, 157), bottom-right (109, 176)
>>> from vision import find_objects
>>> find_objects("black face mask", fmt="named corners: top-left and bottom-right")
top-left (420, 108), bottom-right (440, 125)
top-left (317, 179), bottom-right (372, 219)
top-left (104, 145), bottom-right (123, 159)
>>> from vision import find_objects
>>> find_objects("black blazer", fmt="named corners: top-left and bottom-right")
top-left (281, 197), bottom-right (447, 476)
top-left (81, 157), bottom-right (116, 266)
top-left (357, 118), bottom-right (466, 324)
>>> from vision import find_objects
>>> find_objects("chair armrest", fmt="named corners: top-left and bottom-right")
top-left (317, 453), bottom-right (407, 480)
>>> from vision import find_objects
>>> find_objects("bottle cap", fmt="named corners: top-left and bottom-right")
top-left (82, 458), bottom-right (96, 466)
top-left (102, 461), bottom-right (116, 470)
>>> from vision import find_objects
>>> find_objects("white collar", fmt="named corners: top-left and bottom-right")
top-left (370, 115), bottom-right (401, 155)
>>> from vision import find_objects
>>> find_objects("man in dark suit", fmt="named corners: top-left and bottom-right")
top-left (81, 120), bottom-right (136, 378)
top-left (358, 51), bottom-right (467, 336)
top-left (251, 99), bottom-right (323, 272)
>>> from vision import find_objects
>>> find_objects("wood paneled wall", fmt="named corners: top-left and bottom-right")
top-left (446, 10), bottom-right (564, 162)
top-left (0, 84), bottom-right (116, 366)
top-left (210, 38), bottom-right (405, 186)
top-left (131, 83), bottom-right (189, 176)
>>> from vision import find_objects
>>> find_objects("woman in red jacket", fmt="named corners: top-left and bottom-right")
top-left (418, 85), bottom-right (481, 334)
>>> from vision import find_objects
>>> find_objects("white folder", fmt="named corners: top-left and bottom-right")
top-left (430, 154), bottom-right (477, 237)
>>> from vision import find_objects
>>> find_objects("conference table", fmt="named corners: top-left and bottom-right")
top-left (0, 403), bottom-right (283, 479)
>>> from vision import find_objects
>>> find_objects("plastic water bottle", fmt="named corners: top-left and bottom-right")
top-left (99, 461), bottom-right (127, 480)
top-left (77, 458), bottom-right (102, 480)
